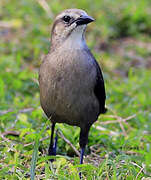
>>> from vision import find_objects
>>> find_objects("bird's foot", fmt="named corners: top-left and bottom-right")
top-left (79, 172), bottom-right (82, 179)
top-left (48, 146), bottom-right (57, 156)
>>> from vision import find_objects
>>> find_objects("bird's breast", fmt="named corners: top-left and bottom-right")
top-left (39, 48), bottom-right (99, 126)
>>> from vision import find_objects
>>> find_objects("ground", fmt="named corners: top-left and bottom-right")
top-left (0, 0), bottom-right (151, 179)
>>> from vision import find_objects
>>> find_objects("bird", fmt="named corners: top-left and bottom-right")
top-left (39, 8), bottom-right (107, 166)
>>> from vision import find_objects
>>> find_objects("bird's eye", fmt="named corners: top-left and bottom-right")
top-left (63, 15), bottom-right (71, 23)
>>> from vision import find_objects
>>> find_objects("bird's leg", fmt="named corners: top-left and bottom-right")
top-left (53, 129), bottom-right (58, 154)
top-left (48, 123), bottom-right (57, 156)
top-left (80, 147), bottom-right (85, 164)
top-left (79, 126), bottom-right (90, 178)
top-left (79, 147), bottom-right (85, 179)
top-left (79, 126), bottom-right (90, 163)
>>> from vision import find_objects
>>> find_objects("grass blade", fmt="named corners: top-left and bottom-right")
top-left (30, 134), bottom-right (40, 180)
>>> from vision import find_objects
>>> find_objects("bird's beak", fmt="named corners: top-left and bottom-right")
top-left (75, 15), bottom-right (94, 26)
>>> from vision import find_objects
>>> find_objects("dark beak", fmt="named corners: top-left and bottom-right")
top-left (75, 15), bottom-right (94, 26)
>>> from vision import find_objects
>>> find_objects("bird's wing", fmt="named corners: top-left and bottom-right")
top-left (93, 58), bottom-right (107, 114)
top-left (86, 48), bottom-right (107, 114)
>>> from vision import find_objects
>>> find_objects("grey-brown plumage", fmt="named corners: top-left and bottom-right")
top-left (39, 9), bottom-right (106, 165)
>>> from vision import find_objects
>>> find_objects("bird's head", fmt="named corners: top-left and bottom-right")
top-left (51, 9), bottom-right (94, 49)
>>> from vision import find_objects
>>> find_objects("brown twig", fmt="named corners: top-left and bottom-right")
top-left (0, 107), bottom-right (34, 116)
top-left (91, 151), bottom-right (101, 158)
top-left (118, 118), bottom-right (127, 136)
top-left (58, 130), bottom-right (80, 157)
top-left (0, 134), bottom-right (11, 143)
top-left (130, 162), bottom-right (146, 179)
top-left (24, 136), bottom-right (49, 147)
top-left (19, 108), bottom-right (34, 113)
top-left (0, 109), bottom-right (13, 115)
top-left (100, 114), bottom-right (136, 125)
top-left (99, 114), bottom-right (136, 136)
top-left (1, 130), bottom-right (50, 147)
top-left (94, 125), bottom-right (120, 136)
top-left (136, 167), bottom-right (144, 179)
top-left (2, 131), bottom-right (20, 136)
top-left (122, 150), bottom-right (140, 155)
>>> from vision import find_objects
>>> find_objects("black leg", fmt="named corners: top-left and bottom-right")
top-left (79, 126), bottom-right (91, 179)
top-left (80, 147), bottom-right (85, 164)
top-left (53, 129), bottom-right (58, 153)
top-left (79, 147), bottom-right (85, 179)
top-left (48, 123), bottom-right (57, 156)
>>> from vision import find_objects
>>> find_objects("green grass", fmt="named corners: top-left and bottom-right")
top-left (0, 0), bottom-right (151, 179)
